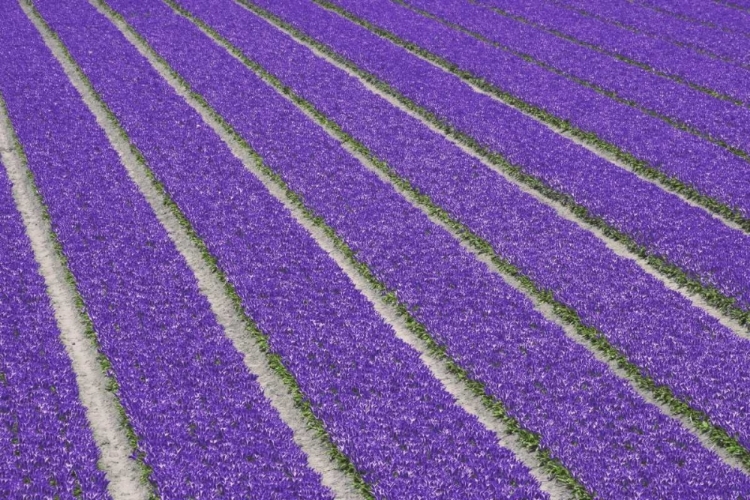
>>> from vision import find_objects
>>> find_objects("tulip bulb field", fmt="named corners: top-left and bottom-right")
top-left (3, 0), bottom-right (750, 498)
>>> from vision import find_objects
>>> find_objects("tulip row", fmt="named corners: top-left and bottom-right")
top-left (404, 0), bottom-right (750, 156)
top-left (637, 0), bottom-right (750, 35)
top-left (35, 0), bottom-right (549, 497)
top-left (2, 2), bottom-right (328, 497)
top-left (324, 0), bottom-right (750, 224)
top-left (719, 0), bottom-right (750, 11)
top-left (103, 0), bottom-right (750, 496)
top-left (478, 0), bottom-right (750, 104)
top-left (248, 0), bottom-right (750, 322)
top-left (556, 0), bottom-right (750, 66)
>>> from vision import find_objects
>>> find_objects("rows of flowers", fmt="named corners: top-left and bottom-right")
top-left (325, 0), bottom-right (750, 228)
top-left (37, 0), bottom-right (548, 496)
top-left (252, 0), bottom-right (750, 319)
top-left (3, 2), bottom-right (327, 497)
top-left (405, 0), bottom-right (750, 156)
top-left (479, 0), bottom-right (750, 104)
top-left (108, 0), bottom-right (750, 496)
top-left (3, 0), bottom-right (750, 496)
top-left (556, 0), bottom-right (750, 66)
top-left (638, 0), bottom-right (750, 35)
top-left (243, 0), bottom-right (750, 446)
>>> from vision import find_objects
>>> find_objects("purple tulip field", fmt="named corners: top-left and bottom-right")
top-left (2, 0), bottom-right (750, 498)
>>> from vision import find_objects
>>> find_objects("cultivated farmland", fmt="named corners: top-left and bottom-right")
top-left (2, 0), bottom-right (750, 498)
